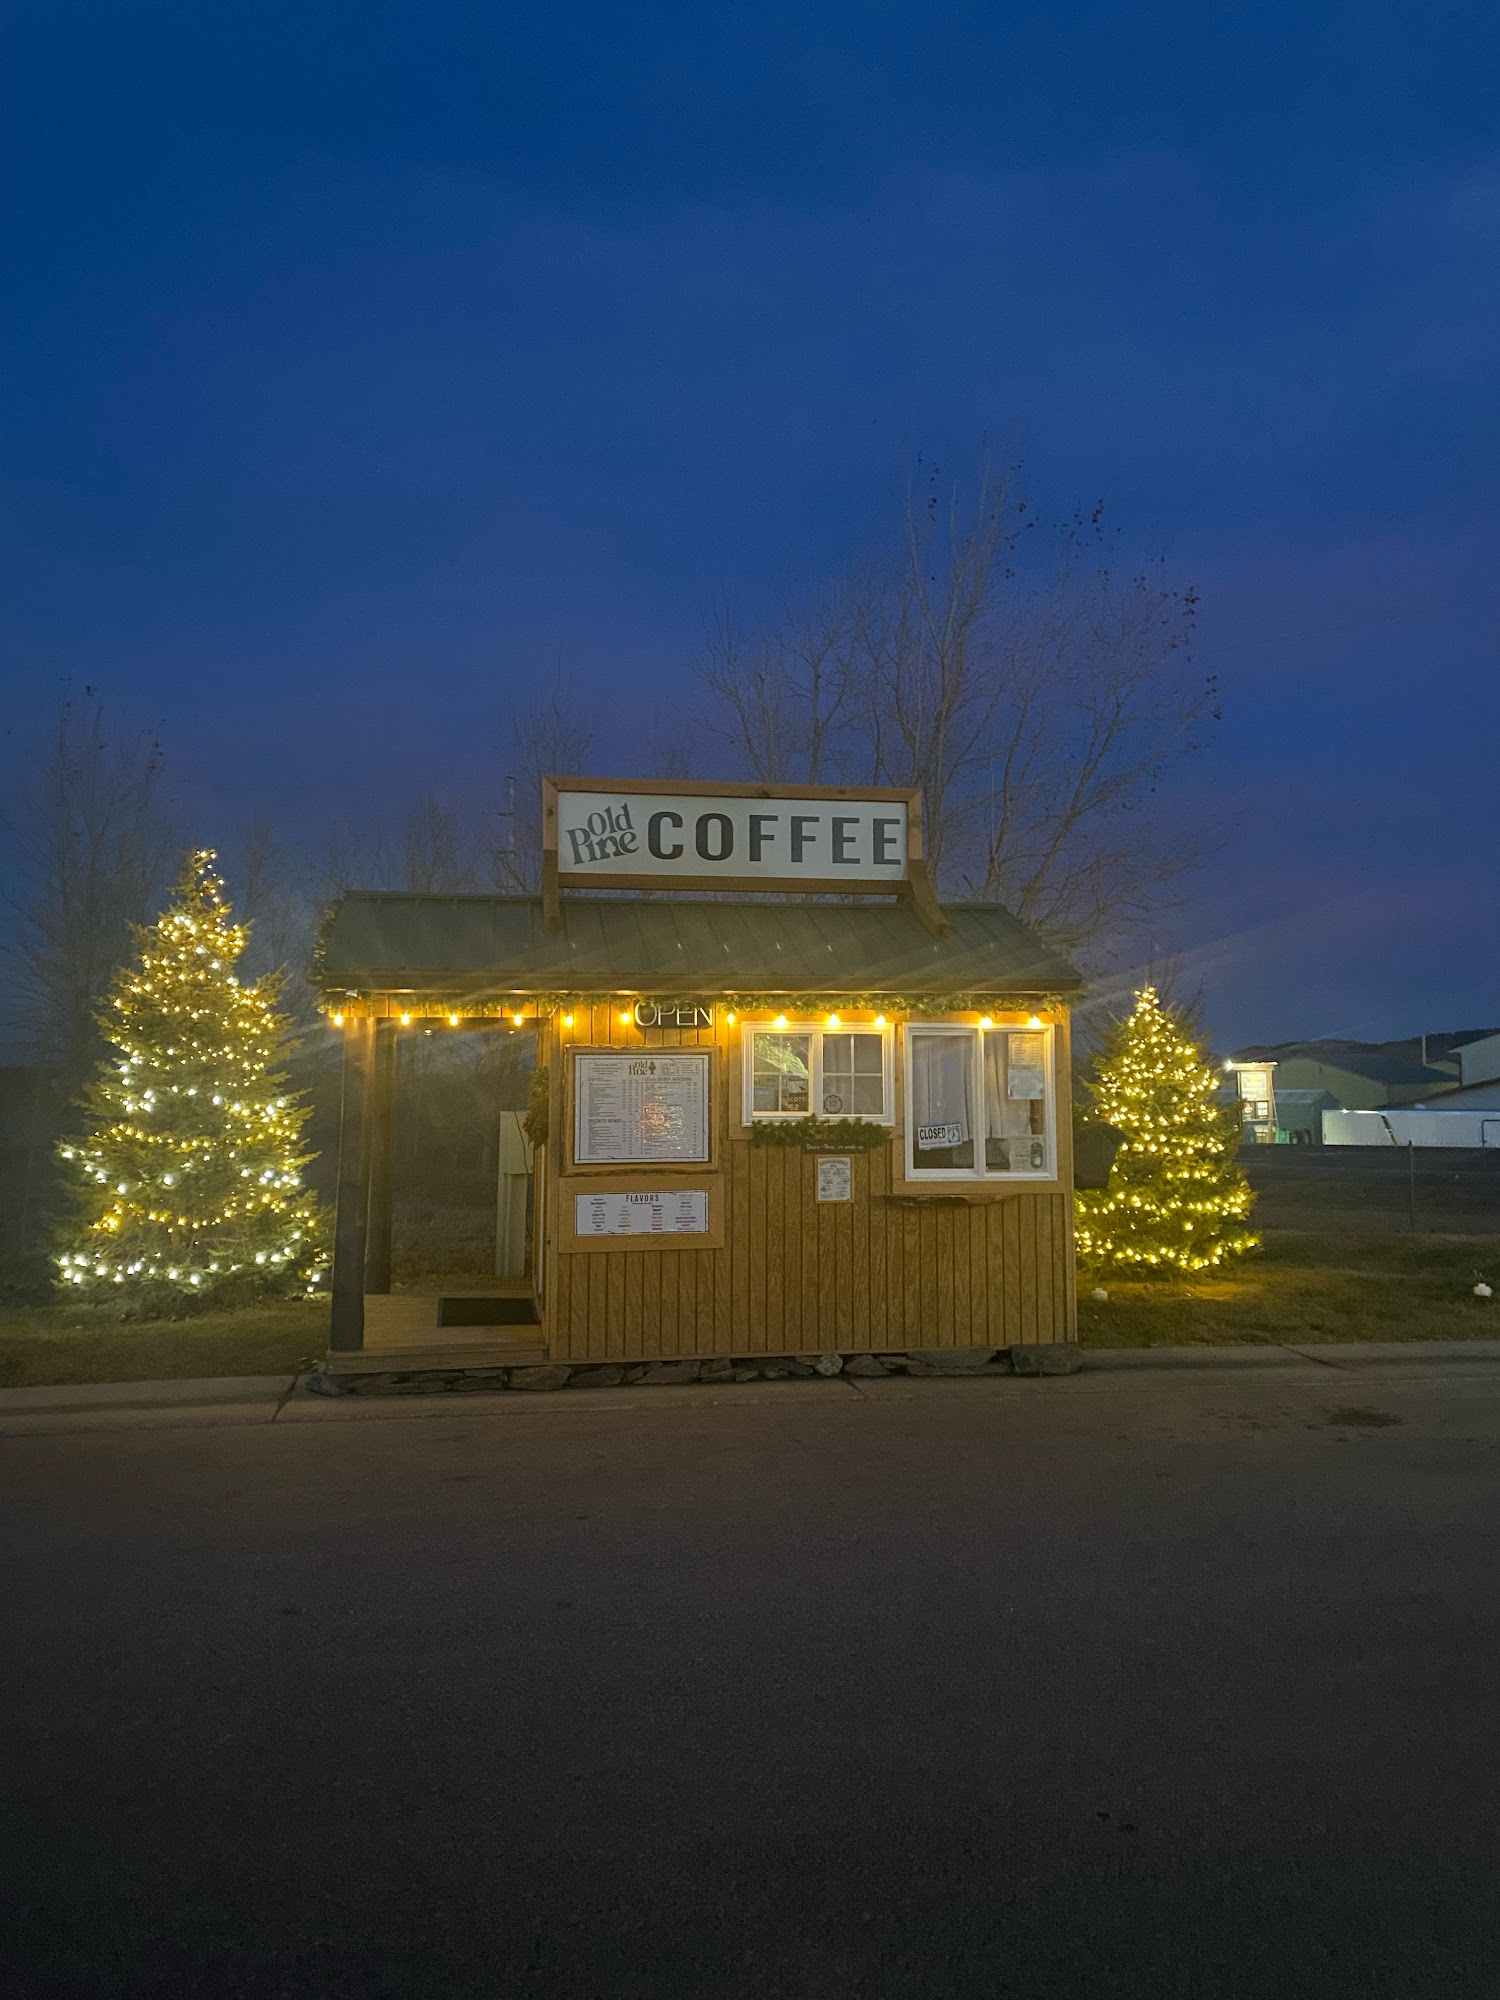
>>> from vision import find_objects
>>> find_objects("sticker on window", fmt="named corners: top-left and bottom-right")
top-left (916, 1122), bottom-right (965, 1149)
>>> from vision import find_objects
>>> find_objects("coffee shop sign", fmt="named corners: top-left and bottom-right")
top-left (554, 787), bottom-right (910, 885)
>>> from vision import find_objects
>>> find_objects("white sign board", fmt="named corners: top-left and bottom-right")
top-left (554, 788), bottom-right (909, 885)
top-left (573, 1052), bottom-right (711, 1164)
top-left (816, 1156), bottom-right (852, 1202)
top-left (574, 1190), bottom-right (710, 1237)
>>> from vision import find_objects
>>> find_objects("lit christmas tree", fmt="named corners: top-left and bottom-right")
top-left (57, 849), bottom-right (328, 1312)
top-left (1075, 986), bottom-right (1257, 1274)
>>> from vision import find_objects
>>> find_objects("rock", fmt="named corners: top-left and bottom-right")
top-left (783, 1358), bottom-right (817, 1378)
top-left (1474, 1283), bottom-right (1493, 1299)
top-left (697, 1358), bottom-right (736, 1384)
top-left (623, 1365), bottom-right (651, 1384)
top-left (731, 1366), bottom-right (761, 1382)
top-left (639, 1359), bottom-right (701, 1385)
top-left (1090, 1287), bottom-right (1110, 1303)
top-left (760, 1366), bottom-right (791, 1379)
top-left (508, 1365), bottom-right (573, 1392)
top-left (1009, 1343), bottom-right (1082, 1376)
top-left (904, 1347), bottom-right (995, 1376)
top-left (812, 1353), bottom-right (844, 1377)
top-left (304, 1366), bottom-right (343, 1397)
top-left (451, 1375), bottom-right (507, 1394)
top-left (345, 1373), bottom-right (401, 1394)
top-left (843, 1354), bottom-right (889, 1378)
top-left (570, 1365), bottom-right (626, 1388)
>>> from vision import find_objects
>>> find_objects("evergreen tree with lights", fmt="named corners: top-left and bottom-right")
top-left (57, 849), bottom-right (328, 1313)
top-left (1075, 986), bottom-right (1257, 1274)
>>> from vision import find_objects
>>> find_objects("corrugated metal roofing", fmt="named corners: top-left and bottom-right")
top-left (317, 893), bottom-right (1081, 997)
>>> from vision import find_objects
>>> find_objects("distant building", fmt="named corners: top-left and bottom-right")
top-left (1229, 1040), bottom-right (1462, 1111)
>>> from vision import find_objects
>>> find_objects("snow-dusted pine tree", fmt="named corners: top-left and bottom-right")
top-left (57, 849), bottom-right (327, 1312)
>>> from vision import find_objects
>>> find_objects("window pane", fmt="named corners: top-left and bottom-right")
top-left (821, 1032), bottom-right (886, 1118)
top-left (909, 1031), bottom-right (974, 1169)
top-left (982, 1031), bottom-right (1048, 1172)
top-left (752, 1032), bottom-right (811, 1114)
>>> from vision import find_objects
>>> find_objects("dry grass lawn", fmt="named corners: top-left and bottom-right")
top-left (0, 1298), bottom-right (330, 1388)
top-left (1079, 1232), bottom-right (1499, 1347)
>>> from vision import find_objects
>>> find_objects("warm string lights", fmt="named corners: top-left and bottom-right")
top-left (1074, 986), bottom-right (1258, 1275)
top-left (56, 849), bottom-right (329, 1311)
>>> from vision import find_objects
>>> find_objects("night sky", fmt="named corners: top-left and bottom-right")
top-left (6, 2), bottom-right (1497, 1046)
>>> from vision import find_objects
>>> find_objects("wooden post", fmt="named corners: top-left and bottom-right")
top-left (364, 1019), bottom-right (396, 1294)
top-left (904, 791), bottom-right (950, 937)
top-left (330, 1015), bottom-right (376, 1351)
top-left (541, 778), bottom-right (562, 933)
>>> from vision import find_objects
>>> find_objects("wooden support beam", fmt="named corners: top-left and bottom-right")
top-left (906, 860), bottom-right (950, 937)
top-left (363, 1019), bottom-right (396, 1295)
top-left (330, 1015), bottom-right (376, 1351)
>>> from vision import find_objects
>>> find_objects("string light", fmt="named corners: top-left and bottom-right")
top-left (773, 1015), bottom-right (788, 1030)
top-left (400, 1012), bottom-right (412, 1026)
top-left (826, 1013), bottom-right (840, 1028)
top-left (448, 1013), bottom-right (460, 1027)
top-left (54, 848), bottom-right (329, 1310)
top-left (979, 1016), bottom-right (993, 1029)
top-left (563, 1013), bottom-right (575, 1028)
top-left (512, 1013), bottom-right (525, 1027)
top-left (619, 1010), bottom-right (632, 1024)
top-left (1075, 986), bottom-right (1258, 1275)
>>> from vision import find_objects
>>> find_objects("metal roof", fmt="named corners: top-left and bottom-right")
top-left (1232, 1042), bottom-right (1453, 1088)
top-left (317, 893), bottom-right (1082, 998)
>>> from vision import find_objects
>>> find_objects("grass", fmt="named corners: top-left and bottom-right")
top-left (2, 1233), bottom-right (1497, 1386)
top-left (0, 1298), bottom-right (330, 1388)
top-left (1079, 1232), bottom-right (1500, 1348)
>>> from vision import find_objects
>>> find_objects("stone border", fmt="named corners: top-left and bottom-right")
top-left (307, 1344), bottom-right (1082, 1398)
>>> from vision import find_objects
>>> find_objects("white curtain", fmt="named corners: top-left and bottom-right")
top-left (911, 1034), bottom-right (973, 1146)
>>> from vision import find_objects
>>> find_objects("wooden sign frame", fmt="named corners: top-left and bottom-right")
top-left (541, 776), bottom-right (948, 937)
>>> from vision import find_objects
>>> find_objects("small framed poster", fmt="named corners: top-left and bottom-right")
top-left (572, 1050), bottom-right (711, 1166)
top-left (816, 1155), bottom-right (852, 1202)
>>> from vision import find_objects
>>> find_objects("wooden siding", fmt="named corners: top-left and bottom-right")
top-left (540, 1003), bottom-right (1076, 1361)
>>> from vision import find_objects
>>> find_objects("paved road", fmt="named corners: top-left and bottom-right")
top-left (4, 1363), bottom-right (1499, 1998)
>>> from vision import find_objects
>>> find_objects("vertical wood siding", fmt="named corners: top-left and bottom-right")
top-left (543, 1005), bottom-right (1075, 1360)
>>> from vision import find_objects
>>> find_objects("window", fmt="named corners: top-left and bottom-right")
top-left (744, 1024), bottom-right (893, 1124)
top-left (905, 1023), bottom-right (1054, 1180)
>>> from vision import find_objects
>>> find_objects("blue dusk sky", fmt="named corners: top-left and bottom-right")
top-left (5, 2), bottom-right (1497, 1046)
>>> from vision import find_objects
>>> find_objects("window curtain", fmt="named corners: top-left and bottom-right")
top-left (911, 1033), bottom-right (973, 1146)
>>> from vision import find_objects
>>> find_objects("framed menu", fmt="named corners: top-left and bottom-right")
top-left (572, 1051), bottom-right (712, 1165)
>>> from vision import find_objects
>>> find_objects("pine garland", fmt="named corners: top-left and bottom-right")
top-left (747, 1116), bottom-right (891, 1151)
top-left (56, 850), bottom-right (329, 1314)
top-left (1075, 987), bottom-right (1257, 1274)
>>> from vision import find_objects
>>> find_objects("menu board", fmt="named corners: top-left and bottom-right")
top-left (574, 1190), bottom-right (710, 1237)
top-left (573, 1051), bottom-right (711, 1164)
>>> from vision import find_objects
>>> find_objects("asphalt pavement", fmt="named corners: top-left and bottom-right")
top-left (4, 1357), bottom-right (1499, 1998)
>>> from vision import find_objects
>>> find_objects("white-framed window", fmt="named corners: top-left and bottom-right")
top-left (742, 1023), bottom-right (894, 1124)
top-left (904, 1022), bottom-right (1054, 1180)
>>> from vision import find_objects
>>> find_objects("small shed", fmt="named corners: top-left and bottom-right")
top-left (314, 778), bottom-right (1084, 1375)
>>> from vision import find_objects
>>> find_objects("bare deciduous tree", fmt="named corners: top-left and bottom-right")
top-left (699, 461), bottom-right (1216, 958)
top-left (10, 692), bottom-right (176, 1088)
top-left (490, 681), bottom-right (594, 892)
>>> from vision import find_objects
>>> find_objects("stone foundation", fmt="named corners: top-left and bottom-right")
top-left (309, 1343), bottom-right (1082, 1397)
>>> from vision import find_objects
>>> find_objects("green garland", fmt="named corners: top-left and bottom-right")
top-left (521, 1064), bottom-right (550, 1148)
top-left (748, 1116), bottom-right (891, 1152)
top-left (313, 989), bottom-right (1069, 1022)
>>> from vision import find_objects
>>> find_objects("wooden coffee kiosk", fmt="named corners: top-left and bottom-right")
top-left (317, 778), bottom-right (1083, 1375)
